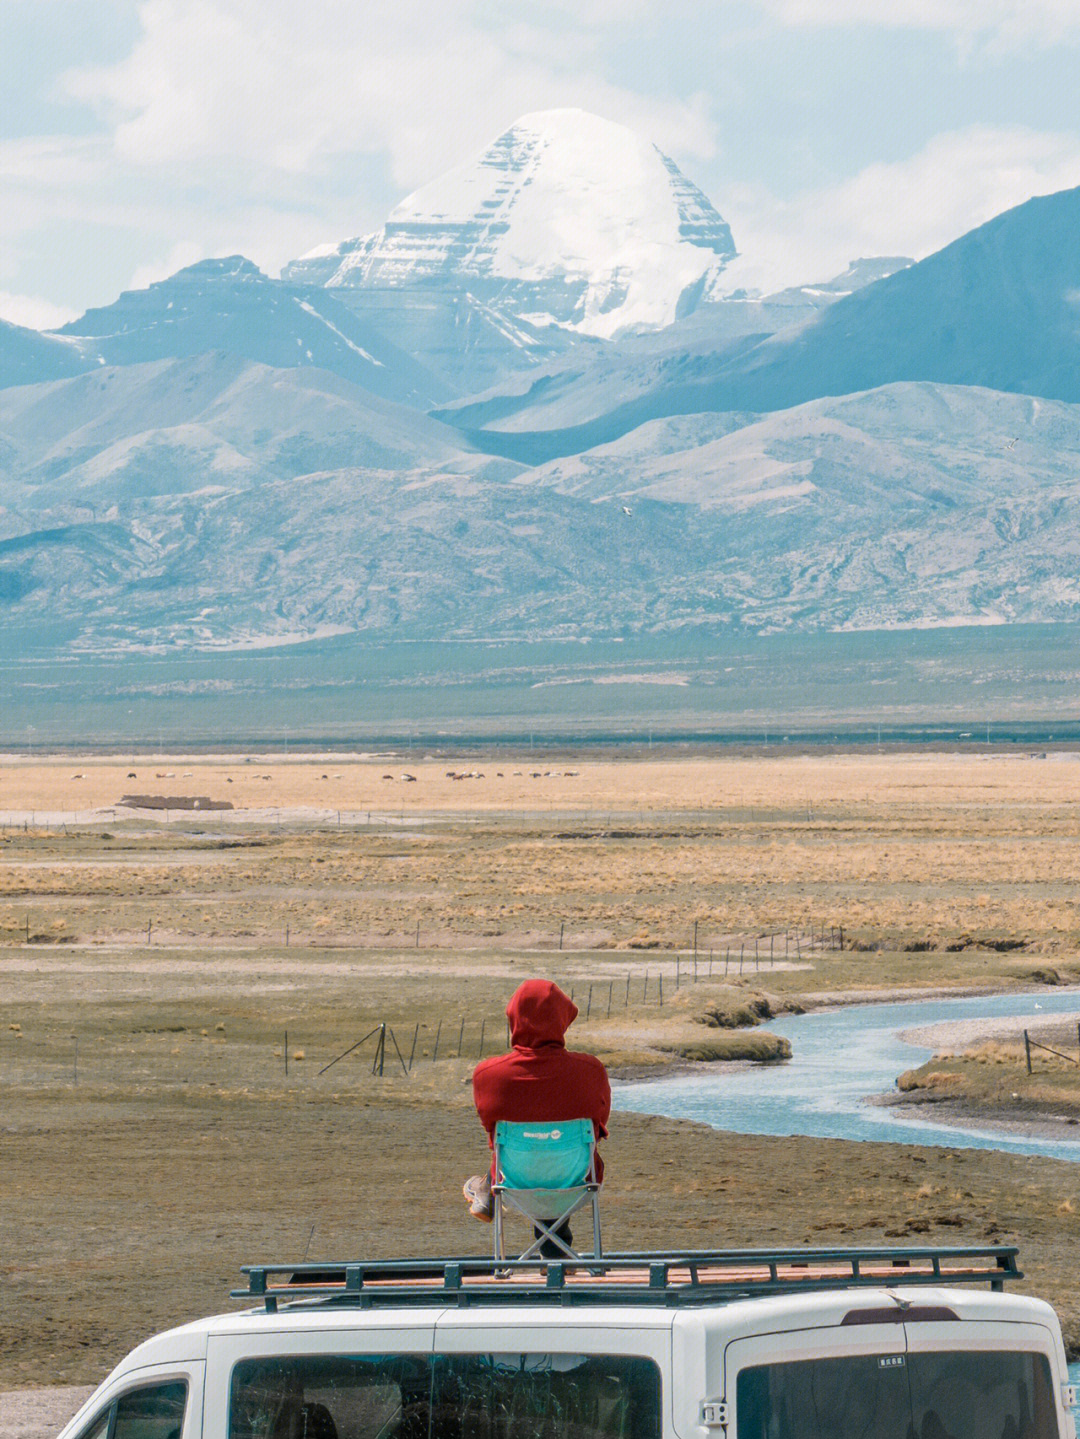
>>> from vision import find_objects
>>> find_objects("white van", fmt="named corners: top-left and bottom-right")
top-left (55, 1245), bottom-right (1076, 1439)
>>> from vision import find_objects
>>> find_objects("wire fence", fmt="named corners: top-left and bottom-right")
top-left (0, 928), bottom-right (844, 1091)
top-left (1023, 1026), bottom-right (1080, 1073)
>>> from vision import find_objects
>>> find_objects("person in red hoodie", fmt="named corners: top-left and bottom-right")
top-left (463, 979), bottom-right (611, 1252)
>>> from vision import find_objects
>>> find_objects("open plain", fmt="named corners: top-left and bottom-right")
top-left (3, 749), bottom-right (1080, 1427)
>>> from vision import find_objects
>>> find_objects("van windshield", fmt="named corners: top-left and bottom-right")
top-left (735, 1349), bottom-right (1058, 1439)
top-left (230, 1352), bottom-right (661, 1439)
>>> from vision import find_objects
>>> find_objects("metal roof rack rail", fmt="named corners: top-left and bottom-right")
top-left (232, 1244), bottom-right (1021, 1313)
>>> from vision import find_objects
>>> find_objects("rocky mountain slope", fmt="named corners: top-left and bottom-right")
top-left (286, 109), bottom-right (736, 340)
top-left (0, 317), bottom-right (94, 390)
top-left (6, 362), bottom-right (1080, 650)
top-left (436, 186), bottom-right (1080, 464)
top-left (0, 353), bottom-right (488, 529)
top-left (3, 141), bottom-right (1080, 660)
top-left (52, 257), bottom-right (449, 407)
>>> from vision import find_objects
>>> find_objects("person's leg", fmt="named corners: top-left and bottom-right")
top-left (463, 1173), bottom-right (493, 1222)
top-left (534, 1220), bottom-right (573, 1258)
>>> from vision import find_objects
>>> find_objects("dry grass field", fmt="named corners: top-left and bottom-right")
top-left (7, 750), bottom-right (1080, 953)
top-left (3, 750), bottom-right (1080, 1395)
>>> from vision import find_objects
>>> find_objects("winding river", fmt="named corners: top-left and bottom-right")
top-left (613, 988), bottom-right (1080, 1162)
top-left (614, 989), bottom-right (1080, 1389)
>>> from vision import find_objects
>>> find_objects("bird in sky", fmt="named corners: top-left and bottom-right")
top-left (621, 505), bottom-right (632, 515)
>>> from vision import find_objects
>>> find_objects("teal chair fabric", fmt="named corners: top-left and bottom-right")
top-left (494, 1119), bottom-right (594, 1190)
top-left (492, 1119), bottom-right (602, 1264)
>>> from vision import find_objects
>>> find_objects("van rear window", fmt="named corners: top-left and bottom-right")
top-left (735, 1349), bottom-right (1057, 1439)
top-left (230, 1352), bottom-right (661, 1439)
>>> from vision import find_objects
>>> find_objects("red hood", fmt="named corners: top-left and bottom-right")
top-left (506, 979), bottom-right (577, 1048)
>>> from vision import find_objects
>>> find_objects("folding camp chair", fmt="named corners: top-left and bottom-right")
top-left (492, 1118), bottom-right (602, 1264)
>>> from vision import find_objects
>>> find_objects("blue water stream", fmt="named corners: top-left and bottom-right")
top-left (616, 991), bottom-right (1080, 1389)
top-left (613, 989), bottom-right (1080, 1161)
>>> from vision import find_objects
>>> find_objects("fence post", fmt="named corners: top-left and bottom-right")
top-left (408, 1023), bottom-right (419, 1070)
top-left (432, 1020), bottom-right (441, 1063)
top-left (387, 1026), bottom-right (410, 1076)
top-left (457, 1016), bottom-right (465, 1058)
top-left (693, 920), bottom-right (699, 955)
top-left (1024, 1029), bottom-right (1032, 1075)
top-left (559, 921), bottom-right (564, 951)
top-left (659, 974), bottom-right (663, 1007)
top-left (625, 972), bottom-right (630, 1007)
top-left (585, 985), bottom-right (593, 1020)
top-left (477, 1019), bottom-right (486, 1059)
top-left (607, 982), bottom-right (613, 1017)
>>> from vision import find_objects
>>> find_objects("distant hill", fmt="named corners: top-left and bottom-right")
top-left (6, 374), bottom-right (1080, 651)
top-left (0, 317), bottom-right (94, 390)
top-left (436, 187), bottom-right (1080, 463)
top-left (54, 257), bottom-right (450, 407)
top-left (0, 353), bottom-right (483, 512)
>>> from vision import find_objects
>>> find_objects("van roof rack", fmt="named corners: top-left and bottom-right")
top-left (233, 1244), bottom-right (1021, 1313)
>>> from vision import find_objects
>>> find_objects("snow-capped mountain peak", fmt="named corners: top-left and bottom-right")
top-left (285, 109), bottom-right (736, 339)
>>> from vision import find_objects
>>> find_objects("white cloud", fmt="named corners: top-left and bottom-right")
top-left (0, 290), bottom-right (80, 331)
top-left (5, 1), bottom-right (1080, 321)
top-left (757, 0), bottom-right (1080, 48)
top-left (64, 0), bottom-right (717, 190)
top-left (721, 125), bottom-right (1080, 293)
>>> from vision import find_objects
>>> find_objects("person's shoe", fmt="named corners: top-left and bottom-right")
top-left (463, 1174), bottom-right (494, 1223)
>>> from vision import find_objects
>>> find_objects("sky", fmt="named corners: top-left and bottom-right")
top-left (3, 0), bottom-right (1080, 329)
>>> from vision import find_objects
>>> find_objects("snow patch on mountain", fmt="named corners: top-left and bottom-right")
top-left (286, 109), bottom-right (736, 339)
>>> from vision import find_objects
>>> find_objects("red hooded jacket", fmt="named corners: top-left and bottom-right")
top-left (472, 979), bottom-right (611, 1180)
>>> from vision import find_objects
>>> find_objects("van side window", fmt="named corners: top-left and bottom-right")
top-left (78, 1381), bottom-right (188, 1439)
top-left (431, 1354), bottom-right (661, 1439)
top-left (77, 1411), bottom-right (113, 1439)
top-left (113, 1381), bottom-right (188, 1439)
top-left (229, 1354), bottom-right (661, 1439)
top-left (230, 1355), bottom-right (429, 1439)
top-left (735, 1351), bottom-right (1057, 1439)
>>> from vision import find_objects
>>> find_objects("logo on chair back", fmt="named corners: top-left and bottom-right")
top-left (523, 1129), bottom-right (561, 1140)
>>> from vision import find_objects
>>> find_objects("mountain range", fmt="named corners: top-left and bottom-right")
top-left (2, 107), bottom-right (1080, 673)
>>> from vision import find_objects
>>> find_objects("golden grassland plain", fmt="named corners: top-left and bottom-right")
top-left (2, 750), bottom-right (1080, 1393)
